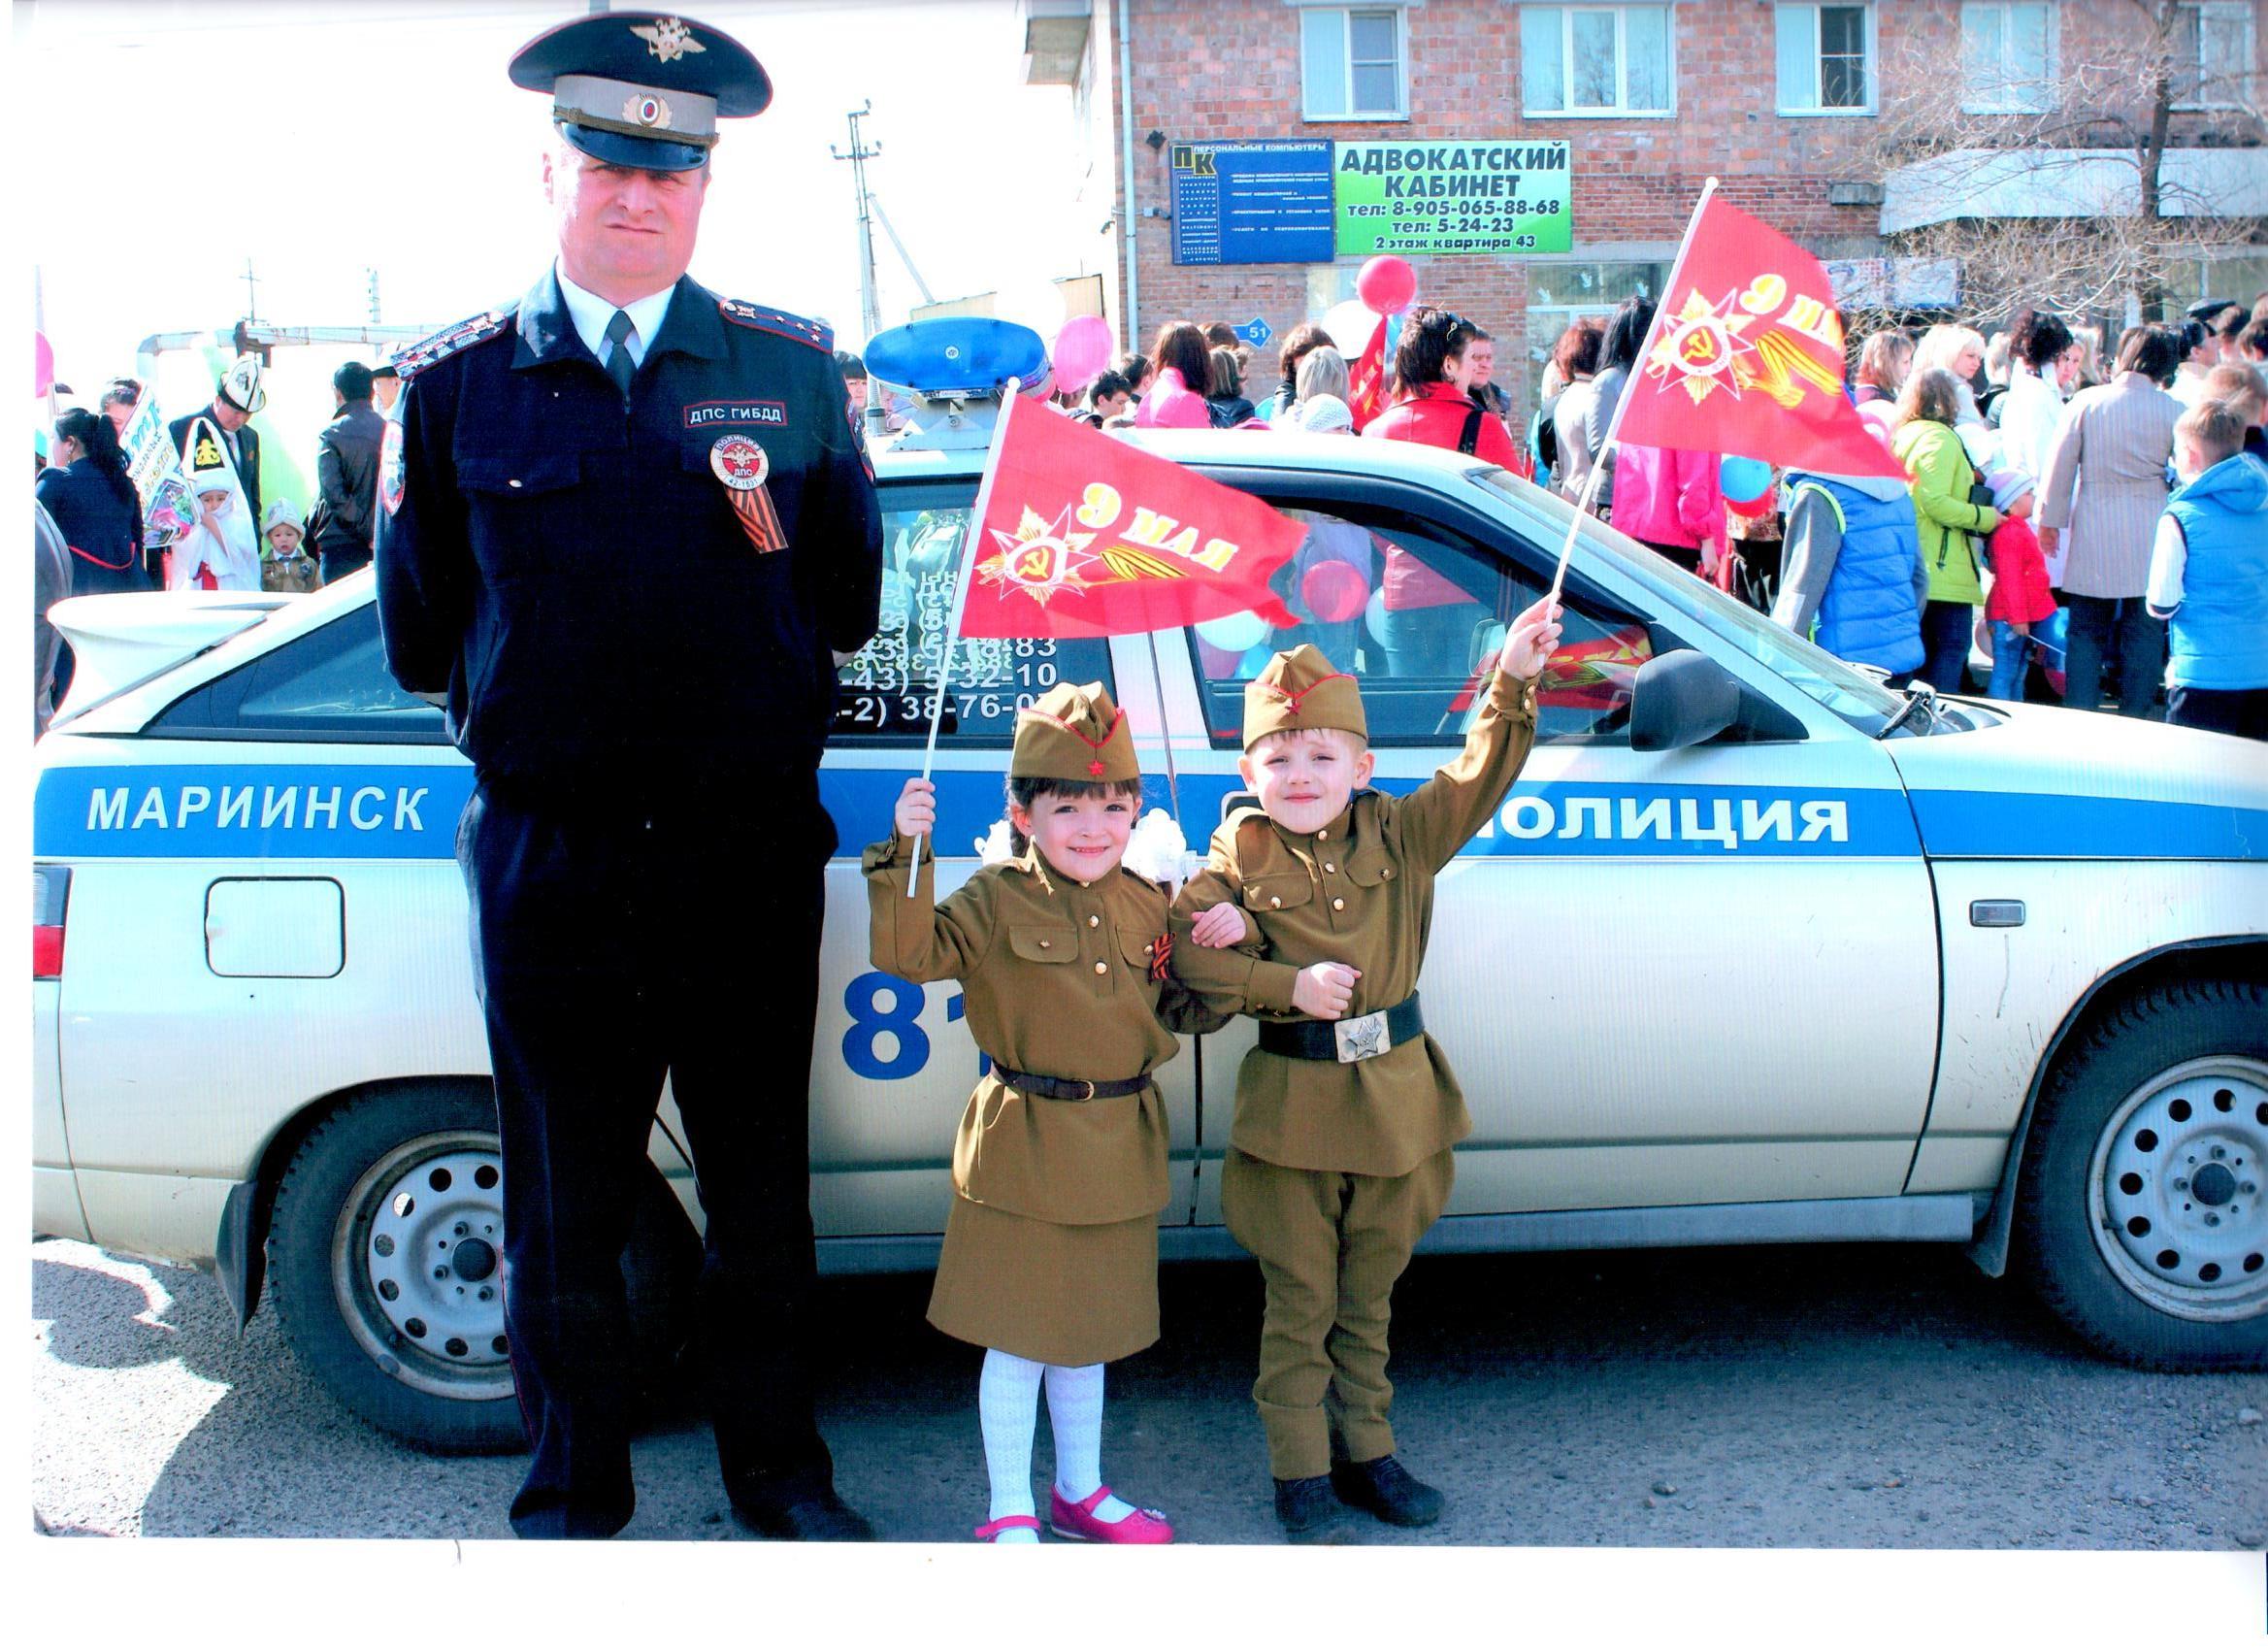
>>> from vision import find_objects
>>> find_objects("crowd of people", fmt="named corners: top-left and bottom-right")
top-left (33, 352), bottom-right (403, 729)
top-left (1043, 286), bottom-right (2266, 742)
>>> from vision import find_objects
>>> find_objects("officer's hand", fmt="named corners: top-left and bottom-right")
top-left (1501, 596), bottom-right (1565, 682)
top-left (894, 777), bottom-right (937, 840)
top-left (1189, 903), bottom-right (1251, 949)
top-left (1292, 962), bottom-right (1362, 1020)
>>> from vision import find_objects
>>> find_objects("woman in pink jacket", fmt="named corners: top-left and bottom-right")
top-left (1612, 444), bottom-right (1726, 577)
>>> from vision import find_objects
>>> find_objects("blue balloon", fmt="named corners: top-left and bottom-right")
top-left (1720, 454), bottom-right (1772, 501)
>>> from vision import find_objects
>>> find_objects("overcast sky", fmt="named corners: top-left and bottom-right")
top-left (23, 0), bottom-right (1094, 384)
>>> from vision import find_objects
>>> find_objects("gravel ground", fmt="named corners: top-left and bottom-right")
top-left (31, 1234), bottom-right (2267, 1548)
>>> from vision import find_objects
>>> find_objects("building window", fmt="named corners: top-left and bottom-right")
top-left (1520, 5), bottom-right (1675, 117)
top-left (1300, 5), bottom-right (1409, 120)
top-left (1960, 3), bottom-right (2056, 113)
top-left (2172, 1), bottom-right (2255, 112)
top-left (1775, 3), bottom-right (1874, 116)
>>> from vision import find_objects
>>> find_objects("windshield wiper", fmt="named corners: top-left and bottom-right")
top-left (1875, 677), bottom-right (1947, 739)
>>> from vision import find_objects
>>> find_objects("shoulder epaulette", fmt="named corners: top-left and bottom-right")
top-left (395, 306), bottom-right (516, 380)
top-left (720, 298), bottom-right (834, 353)
top-left (1117, 867), bottom-right (1166, 896)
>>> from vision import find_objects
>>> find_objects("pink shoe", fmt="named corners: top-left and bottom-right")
top-left (1048, 1484), bottom-right (1173, 1544)
top-left (972, 1513), bottom-right (1043, 1542)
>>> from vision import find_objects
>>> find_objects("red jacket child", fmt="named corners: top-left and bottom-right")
top-left (1983, 473), bottom-right (2056, 626)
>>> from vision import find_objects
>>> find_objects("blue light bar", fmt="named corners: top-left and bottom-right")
top-left (863, 317), bottom-right (1048, 398)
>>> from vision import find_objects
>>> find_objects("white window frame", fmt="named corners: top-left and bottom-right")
top-left (1959, 2), bottom-right (2059, 115)
top-left (2172, 1), bottom-right (2256, 113)
top-left (1519, 4), bottom-right (1679, 119)
top-left (1291, 1), bottom-right (1414, 123)
top-left (1775, 2), bottom-right (1877, 117)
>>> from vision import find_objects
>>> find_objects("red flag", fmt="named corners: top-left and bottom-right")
top-left (1345, 314), bottom-right (1389, 432)
top-left (1613, 194), bottom-right (1905, 479)
top-left (959, 392), bottom-right (1303, 640)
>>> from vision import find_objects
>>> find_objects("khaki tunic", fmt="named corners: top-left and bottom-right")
top-left (1168, 670), bottom-right (1539, 1176)
top-left (865, 834), bottom-right (1223, 1366)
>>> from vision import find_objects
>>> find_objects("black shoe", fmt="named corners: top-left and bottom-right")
top-left (1272, 1473), bottom-right (1350, 1543)
top-left (731, 1487), bottom-right (877, 1541)
top-left (1330, 1454), bottom-right (1444, 1527)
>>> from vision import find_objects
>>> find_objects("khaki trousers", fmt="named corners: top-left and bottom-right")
top-left (1220, 1145), bottom-right (1454, 1481)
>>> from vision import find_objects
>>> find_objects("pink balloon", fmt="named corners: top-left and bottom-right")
top-left (1051, 314), bottom-right (1114, 395)
top-left (1301, 560), bottom-right (1369, 624)
top-left (1196, 638), bottom-right (1245, 678)
top-left (1357, 255), bottom-right (1418, 316)
top-left (34, 331), bottom-right (54, 398)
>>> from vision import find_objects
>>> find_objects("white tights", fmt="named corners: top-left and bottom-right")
top-left (977, 1348), bottom-right (1136, 1537)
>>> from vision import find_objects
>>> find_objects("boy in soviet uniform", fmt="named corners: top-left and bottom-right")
top-left (1172, 601), bottom-right (1559, 1540)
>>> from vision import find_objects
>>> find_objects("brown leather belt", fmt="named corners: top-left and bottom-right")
top-left (989, 1065), bottom-right (1150, 1102)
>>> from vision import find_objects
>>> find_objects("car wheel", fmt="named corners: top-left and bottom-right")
top-left (268, 1085), bottom-right (702, 1453)
top-left (2017, 977), bottom-right (2268, 1370)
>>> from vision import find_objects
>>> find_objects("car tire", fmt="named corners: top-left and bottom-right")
top-left (268, 1084), bottom-right (702, 1453)
top-left (2016, 977), bottom-right (2268, 1370)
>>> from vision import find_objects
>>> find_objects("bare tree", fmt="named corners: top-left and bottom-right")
top-left (1867, 0), bottom-right (2265, 329)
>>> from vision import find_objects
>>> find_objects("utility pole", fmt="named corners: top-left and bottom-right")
top-left (243, 259), bottom-right (261, 325)
top-left (366, 268), bottom-right (382, 325)
top-left (830, 101), bottom-right (882, 347)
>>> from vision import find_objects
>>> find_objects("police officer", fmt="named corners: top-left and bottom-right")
top-left (375, 11), bottom-right (882, 1540)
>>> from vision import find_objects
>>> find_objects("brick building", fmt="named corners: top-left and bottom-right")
top-left (1019, 0), bottom-right (2267, 423)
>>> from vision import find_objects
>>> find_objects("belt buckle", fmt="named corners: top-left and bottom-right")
top-left (1074, 1078), bottom-right (1096, 1101)
top-left (1332, 1009), bottom-right (1392, 1064)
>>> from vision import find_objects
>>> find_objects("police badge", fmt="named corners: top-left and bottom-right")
top-left (378, 418), bottom-right (406, 517)
top-left (709, 434), bottom-right (786, 552)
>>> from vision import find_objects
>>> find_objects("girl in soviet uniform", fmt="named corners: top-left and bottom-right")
top-left (865, 682), bottom-right (1224, 1544)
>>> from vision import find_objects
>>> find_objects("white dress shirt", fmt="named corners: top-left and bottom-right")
top-left (553, 264), bottom-right (676, 370)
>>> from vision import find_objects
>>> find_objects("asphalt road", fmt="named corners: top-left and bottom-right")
top-left (30, 1234), bottom-right (2267, 1548)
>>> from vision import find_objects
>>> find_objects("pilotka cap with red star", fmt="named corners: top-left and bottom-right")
top-left (1243, 644), bottom-right (1367, 748)
top-left (1011, 682), bottom-right (1139, 784)
top-left (509, 11), bottom-right (772, 174)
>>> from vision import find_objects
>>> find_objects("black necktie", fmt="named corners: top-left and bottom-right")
top-left (603, 309), bottom-right (637, 397)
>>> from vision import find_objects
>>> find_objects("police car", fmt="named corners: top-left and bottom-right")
top-left (33, 352), bottom-right (2268, 1453)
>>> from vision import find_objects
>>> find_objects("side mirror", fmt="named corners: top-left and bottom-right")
top-left (1629, 647), bottom-right (1738, 751)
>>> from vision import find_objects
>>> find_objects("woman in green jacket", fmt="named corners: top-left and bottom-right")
top-left (1891, 367), bottom-right (2000, 692)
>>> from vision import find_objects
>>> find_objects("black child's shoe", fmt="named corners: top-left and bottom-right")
top-left (1272, 1473), bottom-right (1350, 1543)
top-left (1330, 1454), bottom-right (1444, 1527)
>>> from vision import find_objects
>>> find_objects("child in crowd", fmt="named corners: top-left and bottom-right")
top-left (170, 479), bottom-right (261, 591)
top-left (261, 500), bottom-right (321, 594)
top-left (867, 683), bottom-right (1219, 1543)
top-left (1982, 470), bottom-right (2056, 701)
top-left (2147, 400), bottom-right (2268, 739)
top-left (1170, 604), bottom-right (1561, 1542)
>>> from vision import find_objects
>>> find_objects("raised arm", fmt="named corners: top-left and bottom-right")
top-left (1394, 595), bottom-right (1555, 871)
top-left (862, 777), bottom-right (995, 983)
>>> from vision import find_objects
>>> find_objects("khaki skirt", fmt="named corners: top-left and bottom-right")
top-left (926, 1194), bottom-right (1160, 1368)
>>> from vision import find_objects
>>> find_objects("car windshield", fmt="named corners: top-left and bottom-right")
top-left (1467, 467), bottom-right (1921, 733)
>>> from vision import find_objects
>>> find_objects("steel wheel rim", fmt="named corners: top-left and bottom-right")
top-left (2087, 1054), bottom-right (2268, 1324)
top-left (328, 1129), bottom-right (515, 1401)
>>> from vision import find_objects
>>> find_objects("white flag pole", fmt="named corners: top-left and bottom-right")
top-left (907, 378), bottom-right (1022, 893)
top-left (1546, 175), bottom-right (1723, 610)
top-left (1142, 629), bottom-right (1183, 826)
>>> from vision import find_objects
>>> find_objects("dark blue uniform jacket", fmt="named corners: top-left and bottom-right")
top-left (375, 269), bottom-right (883, 798)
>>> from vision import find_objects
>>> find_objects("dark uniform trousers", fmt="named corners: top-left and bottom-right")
top-left (1221, 1145), bottom-right (1455, 1483)
top-left (461, 771), bottom-right (837, 1538)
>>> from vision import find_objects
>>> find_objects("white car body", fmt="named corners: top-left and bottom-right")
top-left (33, 429), bottom-right (2268, 1448)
